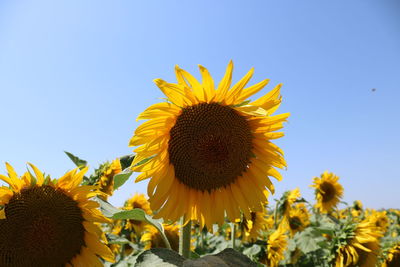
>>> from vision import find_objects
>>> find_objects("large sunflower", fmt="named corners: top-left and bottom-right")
top-left (311, 171), bottom-right (344, 213)
top-left (334, 221), bottom-right (381, 267)
top-left (0, 163), bottom-right (114, 267)
top-left (130, 61), bottom-right (289, 227)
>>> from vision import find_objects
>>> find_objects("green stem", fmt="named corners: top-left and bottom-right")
top-left (230, 222), bottom-right (236, 250)
top-left (179, 217), bottom-right (191, 258)
top-left (274, 200), bottom-right (280, 228)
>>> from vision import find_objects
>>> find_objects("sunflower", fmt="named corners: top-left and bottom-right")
top-left (123, 193), bottom-right (152, 234)
top-left (382, 243), bottom-right (400, 267)
top-left (240, 211), bottom-right (268, 242)
top-left (130, 61), bottom-right (289, 227)
top-left (141, 224), bottom-right (180, 252)
top-left (334, 221), bottom-right (381, 267)
top-left (311, 171), bottom-right (344, 213)
top-left (287, 204), bottom-right (310, 236)
top-left (0, 163), bottom-right (114, 267)
top-left (96, 159), bottom-right (122, 200)
top-left (261, 226), bottom-right (287, 267)
top-left (351, 200), bottom-right (363, 218)
top-left (281, 188), bottom-right (301, 218)
top-left (367, 210), bottom-right (389, 234)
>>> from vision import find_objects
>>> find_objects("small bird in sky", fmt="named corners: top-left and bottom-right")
top-left (371, 88), bottom-right (376, 92)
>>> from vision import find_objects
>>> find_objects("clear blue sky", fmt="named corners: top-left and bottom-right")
top-left (1, 0), bottom-right (399, 209)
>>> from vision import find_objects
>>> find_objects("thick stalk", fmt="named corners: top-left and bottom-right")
top-left (230, 222), bottom-right (236, 250)
top-left (179, 217), bottom-right (192, 258)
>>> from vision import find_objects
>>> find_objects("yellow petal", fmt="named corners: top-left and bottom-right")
top-left (224, 67), bottom-right (254, 105)
top-left (215, 60), bottom-right (233, 101)
top-left (27, 163), bottom-right (44, 186)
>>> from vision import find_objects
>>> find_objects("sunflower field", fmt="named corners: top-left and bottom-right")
top-left (0, 62), bottom-right (399, 267)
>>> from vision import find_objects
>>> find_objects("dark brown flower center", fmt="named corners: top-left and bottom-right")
top-left (289, 216), bottom-right (302, 230)
top-left (320, 182), bottom-right (336, 203)
top-left (168, 103), bottom-right (253, 191)
top-left (0, 185), bottom-right (85, 267)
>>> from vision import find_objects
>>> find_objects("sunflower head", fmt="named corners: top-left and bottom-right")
top-left (0, 163), bottom-right (114, 266)
top-left (261, 226), bottom-right (287, 267)
top-left (141, 224), bottom-right (180, 252)
top-left (123, 193), bottom-right (152, 234)
top-left (240, 211), bottom-right (268, 242)
top-left (95, 159), bottom-right (122, 200)
top-left (382, 243), bottom-right (400, 267)
top-left (367, 210), bottom-right (389, 234)
top-left (279, 188), bottom-right (301, 218)
top-left (334, 220), bottom-right (381, 267)
top-left (287, 204), bottom-right (310, 236)
top-left (311, 171), bottom-right (344, 213)
top-left (130, 61), bottom-right (289, 228)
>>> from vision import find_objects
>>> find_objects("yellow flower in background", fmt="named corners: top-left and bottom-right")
top-left (383, 243), bottom-right (400, 267)
top-left (130, 61), bottom-right (289, 228)
top-left (287, 204), bottom-right (310, 236)
top-left (350, 200), bottom-right (364, 218)
top-left (281, 188), bottom-right (301, 218)
top-left (334, 221), bottom-right (381, 267)
top-left (97, 159), bottom-right (122, 200)
top-left (311, 171), bottom-right (344, 213)
top-left (0, 163), bottom-right (114, 267)
top-left (141, 224), bottom-right (180, 252)
top-left (261, 226), bottom-right (287, 267)
top-left (123, 193), bottom-right (152, 234)
top-left (240, 211), bottom-right (269, 242)
top-left (367, 210), bottom-right (389, 234)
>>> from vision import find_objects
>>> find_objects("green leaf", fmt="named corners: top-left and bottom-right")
top-left (294, 228), bottom-right (325, 254)
top-left (119, 154), bottom-right (135, 169)
top-left (133, 156), bottom-right (154, 167)
top-left (96, 197), bottom-right (121, 217)
top-left (111, 209), bottom-right (146, 220)
top-left (135, 248), bottom-right (257, 267)
top-left (135, 248), bottom-right (184, 267)
top-left (109, 206), bottom-right (171, 250)
top-left (113, 169), bottom-right (134, 190)
top-left (243, 244), bottom-right (261, 257)
top-left (107, 234), bottom-right (134, 245)
top-left (64, 151), bottom-right (87, 169)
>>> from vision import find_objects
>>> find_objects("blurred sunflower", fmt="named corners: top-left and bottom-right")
top-left (96, 159), bottom-right (122, 200)
top-left (141, 224), bottom-right (180, 252)
top-left (311, 171), bottom-right (343, 213)
top-left (240, 211), bottom-right (268, 242)
top-left (0, 163), bottom-right (114, 267)
top-left (351, 200), bottom-right (363, 217)
top-left (130, 61), bottom-right (289, 227)
top-left (383, 243), bottom-right (400, 267)
top-left (334, 221), bottom-right (381, 267)
top-left (123, 193), bottom-right (152, 234)
top-left (280, 188), bottom-right (301, 218)
top-left (287, 204), bottom-right (310, 236)
top-left (261, 226), bottom-right (287, 267)
top-left (367, 210), bottom-right (389, 234)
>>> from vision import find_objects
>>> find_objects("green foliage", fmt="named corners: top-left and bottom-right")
top-left (64, 151), bottom-right (87, 169)
top-left (113, 170), bottom-right (133, 191)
